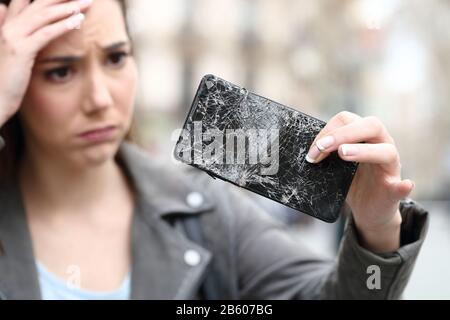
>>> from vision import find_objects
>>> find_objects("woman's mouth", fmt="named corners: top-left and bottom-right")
top-left (79, 125), bottom-right (118, 143)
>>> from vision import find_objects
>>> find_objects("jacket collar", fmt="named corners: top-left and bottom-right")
top-left (117, 142), bottom-right (215, 218)
top-left (0, 142), bottom-right (215, 299)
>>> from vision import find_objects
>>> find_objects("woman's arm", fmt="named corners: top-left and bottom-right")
top-left (220, 183), bottom-right (429, 299)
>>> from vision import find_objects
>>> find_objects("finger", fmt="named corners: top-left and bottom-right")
top-left (17, 0), bottom-right (92, 36)
top-left (338, 143), bottom-right (400, 175)
top-left (306, 116), bottom-right (393, 164)
top-left (338, 143), bottom-right (398, 164)
top-left (314, 111), bottom-right (361, 143)
top-left (26, 0), bottom-right (92, 16)
top-left (28, 12), bottom-right (85, 53)
top-left (0, 4), bottom-right (7, 27)
top-left (25, 0), bottom-right (80, 10)
top-left (33, 0), bottom-right (77, 6)
top-left (305, 111), bottom-right (361, 164)
top-left (5, 0), bottom-right (29, 20)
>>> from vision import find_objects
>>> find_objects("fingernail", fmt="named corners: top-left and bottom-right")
top-left (306, 136), bottom-right (335, 163)
top-left (341, 144), bottom-right (359, 156)
top-left (80, 0), bottom-right (93, 6)
top-left (66, 13), bottom-right (85, 30)
top-left (316, 136), bottom-right (335, 152)
top-left (306, 145), bottom-right (321, 163)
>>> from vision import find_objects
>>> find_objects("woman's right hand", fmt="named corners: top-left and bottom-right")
top-left (0, 0), bottom-right (92, 126)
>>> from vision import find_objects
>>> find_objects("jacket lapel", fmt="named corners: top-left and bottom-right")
top-left (129, 199), bottom-right (212, 299)
top-left (116, 143), bottom-right (216, 299)
top-left (0, 180), bottom-right (41, 300)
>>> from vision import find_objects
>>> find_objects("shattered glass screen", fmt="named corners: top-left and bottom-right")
top-left (174, 74), bottom-right (358, 223)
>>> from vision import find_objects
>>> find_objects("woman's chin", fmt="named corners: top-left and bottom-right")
top-left (75, 141), bottom-right (120, 167)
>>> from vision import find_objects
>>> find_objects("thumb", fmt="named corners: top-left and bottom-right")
top-left (0, 4), bottom-right (7, 27)
top-left (392, 179), bottom-right (415, 200)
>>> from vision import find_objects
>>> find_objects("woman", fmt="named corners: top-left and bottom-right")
top-left (0, 0), bottom-right (428, 300)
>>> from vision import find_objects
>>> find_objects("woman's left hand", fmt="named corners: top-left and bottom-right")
top-left (306, 111), bottom-right (414, 253)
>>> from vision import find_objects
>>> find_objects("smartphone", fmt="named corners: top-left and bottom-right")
top-left (173, 74), bottom-right (358, 223)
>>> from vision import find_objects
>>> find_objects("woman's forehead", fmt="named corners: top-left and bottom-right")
top-left (38, 0), bottom-right (128, 58)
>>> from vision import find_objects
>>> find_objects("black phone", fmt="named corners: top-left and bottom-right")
top-left (173, 74), bottom-right (358, 223)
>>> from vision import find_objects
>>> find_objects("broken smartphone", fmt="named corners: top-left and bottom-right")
top-left (173, 74), bottom-right (358, 223)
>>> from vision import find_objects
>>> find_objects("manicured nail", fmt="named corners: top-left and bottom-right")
top-left (66, 13), bottom-right (85, 30)
top-left (306, 136), bottom-right (335, 164)
top-left (306, 145), bottom-right (321, 163)
top-left (316, 136), bottom-right (335, 152)
top-left (341, 144), bottom-right (359, 156)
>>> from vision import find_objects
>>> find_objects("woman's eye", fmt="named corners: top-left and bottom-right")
top-left (106, 51), bottom-right (130, 68)
top-left (44, 67), bottom-right (73, 83)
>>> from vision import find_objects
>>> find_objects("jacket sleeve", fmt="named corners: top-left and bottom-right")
top-left (226, 185), bottom-right (429, 299)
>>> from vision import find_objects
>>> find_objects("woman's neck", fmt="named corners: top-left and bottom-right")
top-left (18, 145), bottom-right (132, 215)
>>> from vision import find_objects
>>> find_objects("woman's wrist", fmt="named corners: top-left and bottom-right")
top-left (353, 210), bottom-right (403, 254)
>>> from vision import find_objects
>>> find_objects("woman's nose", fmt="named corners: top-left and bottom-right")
top-left (83, 70), bottom-right (114, 114)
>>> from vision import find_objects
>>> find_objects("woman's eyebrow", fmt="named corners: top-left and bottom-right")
top-left (37, 41), bottom-right (130, 64)
top-left (103, 40), bottom-right (129, 52)
top-left (37, 55), bottom-right (82, 64)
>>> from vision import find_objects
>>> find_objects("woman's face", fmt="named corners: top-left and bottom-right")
top-left (20, 0), bottom-right (137, 168)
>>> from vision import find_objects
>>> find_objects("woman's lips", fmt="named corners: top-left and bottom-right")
top-left (79, 125), bottom-right (117, 143)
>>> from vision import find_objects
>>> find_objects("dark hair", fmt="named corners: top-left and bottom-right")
top-left (0, 0), bottom-right (136, 183)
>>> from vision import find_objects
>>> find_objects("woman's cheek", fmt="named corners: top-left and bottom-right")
top-left (21, 84), bottom-right (80, 144)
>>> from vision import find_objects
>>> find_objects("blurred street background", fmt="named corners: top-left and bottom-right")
top-left (125, 0), bottom-right (450, 299)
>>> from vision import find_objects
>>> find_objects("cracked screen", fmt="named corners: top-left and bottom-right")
top-left (174, 74), bottom-right (358, 223)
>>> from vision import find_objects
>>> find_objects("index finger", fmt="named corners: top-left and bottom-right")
top-left (306, 111), bottom-right (361, 164)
